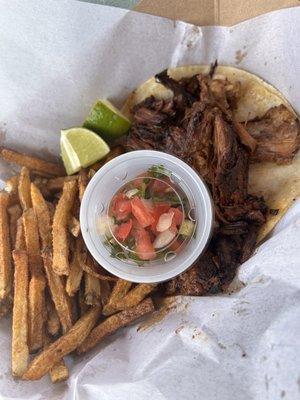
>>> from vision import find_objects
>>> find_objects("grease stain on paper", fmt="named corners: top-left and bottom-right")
top-left (235, 49), bottom-right (248, 64)
top-left (137, 297), bottom-right (178, 332)
top-left (137, 296), bottom-right (191, 332)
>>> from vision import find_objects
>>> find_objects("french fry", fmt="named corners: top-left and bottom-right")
top-left (46, 296), bottom-right (61, 336)
top-left (15, 217), bottom-right (26, 250)
top-left (84, 272), bottom-right (101, 306)
top-left (0, 192), bottom-right (13, 301)
top-left (88, 169), bottom-right (96, 179)
top-left (0, 148), bottom-right (65, 176)
top-left (66, 249), bottom-right (83, 297)
top-left (46, 176), bottom-right (77, 193)
top-left (52, 180), bottom-right (77, 275)
top-left (22, 306), bottom-right (101, 380)
top-left (8, 204), bottom-right (22, 249)
top-left (78, 298), bottom-right (154, 354)
top-left (31, 183), bottom-right (52, 250)
top-left (100, 280), bottom-right (111, 307)
top-left (49, 359), bottom-right (69, 383)
top-left (28, 274), bottom-right (46, 352)
top-left (102, 279), bottom-right (132, 316)
top-left (22, 208), bottom-right (42, 276)
top-left (12, 250), bottom-right (29, 377)
top-left (43, 334), bottom-right (69, 383)
top-left (42, 251), bottom-right (73, 333)
top-left (77, 241), bottom-right (117, 281)
top-left (22, 205), bottom-right (45, 352)
top-left (32, 177), bottom-right (50, 199)
top-left (78, 169), bottom-right (88, 202)
top-left (111, 284), bottom-right (157, 314)
top-left (68, 215), bottom-right (80, 237)
top-left (18, 167), bottom-right (32, 211)
top-left (5, 175), bottom-right (19, 205)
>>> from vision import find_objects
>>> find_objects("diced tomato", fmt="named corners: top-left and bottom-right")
top-left (154, 203), bottom-right (171, 215)
top-left (169, 239), bottom-right (181, 252)
top-left (150, 178), bottom-right (171, 194)
top-left (115, 219), bottom-right (132, 242)
top-left (111, 193), bottom-right (131, 221)
top-left (150, 203), bottom-right (171, 234)
top-left (131, 197), bottom-right (154, 228)
top-left (132, 227), bottom-right (156, 260)
top-left (170, 207), bottom-right (183, 226)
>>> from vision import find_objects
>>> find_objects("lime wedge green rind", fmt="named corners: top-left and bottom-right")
top-left (60, 127), bottom-right (110, 175)
top-left (83, 99), bottom-right (131, 141)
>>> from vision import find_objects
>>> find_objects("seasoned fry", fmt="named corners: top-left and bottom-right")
top-left (49, 359), bottom-right (69, 383)
top-left (22, 206), bottom-right (45, 352)
top-left (15, 217), bottom-right (26, 250)
top-left (12, 250), bottom-right (29, 377)
top-left (32, 177), bottom-right (50, 199)
top-left (43, 334), bottom-right (69, 383)
top-left (5, 175), bottom-right (19, 205)
top-left (88, 169), bottom-right (96, 179)
top-left (0, 192), bottom-right (13, 301)
top-left (31, 183), bottom-right (51, 249)
top-left (28, 274), bottom-right (46, 352)
top-left (52, 180), bottom-right (77, 275)
top-left (77, 241), bottom-right (116, 281)
top-left (66, 250), bottom-right (83, 297)
top-left (100, 280), bottom-right (111, 307)
top-left (46, 176), bottom-right (77, 193)
top-left (84, 272), bottom-right (101, 306)
top-left (0, 148), bottom-right (65, 176)
top-left (22, 306), bottom-right (101, 380)
top-left (112, 284), bottom-right (157, 314)
top-left (46, 296), bottom-right (60, 336)
top-left (68, 215), bottom-right (80, 237)
top-left (8, 204), bottom-right (22, 248)
top-left (22, 208), bottom-right (42, 276)
top-left (18, 167), bottom-right (32, 211)
top-left (78, 169), bottom-right (88, 202)
top-left (42, 251), bottom-right (73, 333)
top-left (78, 298), bottom-right (154, 354)
top-left (102, 279), bottom-right (132, 316)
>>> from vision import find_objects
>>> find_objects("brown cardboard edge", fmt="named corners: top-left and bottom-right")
top-left (134, 0), bottom-right (300, 26)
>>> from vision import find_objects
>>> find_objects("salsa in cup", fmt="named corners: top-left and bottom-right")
top-left (99, 165), bottom-right (196, 265)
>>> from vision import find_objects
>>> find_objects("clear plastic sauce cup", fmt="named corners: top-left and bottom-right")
top-left (80, 150), bottom-right (213, 283)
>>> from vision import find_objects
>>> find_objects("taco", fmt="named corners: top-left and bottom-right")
top-left (122, 65), bottom-right (300, 294)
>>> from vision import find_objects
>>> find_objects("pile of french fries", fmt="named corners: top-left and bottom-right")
top-left (0, 147), bottom-right (156, 382)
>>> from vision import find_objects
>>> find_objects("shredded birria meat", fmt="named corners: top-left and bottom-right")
top-left (126, 69), bottom-right (300, 295)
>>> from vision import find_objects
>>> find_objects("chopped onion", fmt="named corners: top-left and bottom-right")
top-left (153, 229), bottom-right (176, 249)
top-left (125, 188), bottom-right (139, 198)
top-left (156, 211), bottom-right (175, 232)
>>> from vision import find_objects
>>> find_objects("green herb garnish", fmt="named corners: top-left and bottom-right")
top-left (148, 164), bottom-right (171, 179)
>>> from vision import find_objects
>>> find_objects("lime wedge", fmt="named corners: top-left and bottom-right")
top-left (60, 127), bottom-right (110, 175)
top-left (83, 99), bottom-right (131, 141)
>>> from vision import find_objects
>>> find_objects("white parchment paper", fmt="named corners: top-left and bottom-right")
top-left (0, 1), bottom-right (299, 399)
